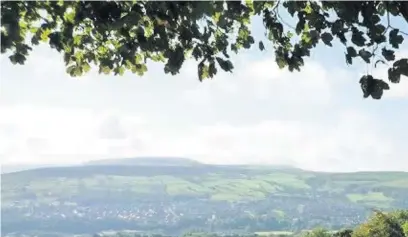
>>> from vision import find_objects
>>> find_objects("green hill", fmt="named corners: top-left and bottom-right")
top-left (2, 163), bottom-right (408, 236)
top-left (83, 157), bottom-right (203, 166)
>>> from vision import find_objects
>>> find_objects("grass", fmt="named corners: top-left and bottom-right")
top-left (346, 192), bottom-right (393, 208)
top-left (272, 209), bottom-right (286, 219)
top-left (2, 166), bottom-right (407, 204)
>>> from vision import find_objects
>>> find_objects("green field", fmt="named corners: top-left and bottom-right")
top-left (2, 164), bottom-right (408, 205)
top-left (2, 161), bottom-right (408, 236)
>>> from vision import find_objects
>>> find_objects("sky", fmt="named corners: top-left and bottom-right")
top-left (1, 15), bottom-right (408, 172)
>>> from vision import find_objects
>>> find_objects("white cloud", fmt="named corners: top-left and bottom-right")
top-left (0, 103), bottom-right (405, 172)
top-left (181, 58), bottom-right (334, 107)
top-left (186, 109), bottom-right (401, 172)
top-left (1, 45), bottom-right (407, 172)
top-left (0, 106), bottom-right (148, 164)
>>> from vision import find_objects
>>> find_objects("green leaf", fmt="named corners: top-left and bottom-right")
top-left (208, 59), bottom-right (217, 78)
top-left (389, 29), bottom-right (404, 48)
top-left (212, 12), bottom-right (221, 24)
top-left (101, 66), bottom-right (111, 75)
top-left (381, 48), bottom-right (395, 61)
top-left (247, 35), bottom-right (255, 44)
top-left (358, 49), bottom-right (372, 64)
top-left (82, 62), bottom-right (91, 73)
top-left (73, 67), bottom-right (82, 77)
top-left (296, 19), bottom-right (306, 35)
top-left (13, 53), bottom-right (26, 65)
top-left (73, 35), bottom-right (82, 46)
top-left (303, 2), bottom-right (313, 14)
top-left (66, 65), bottom-right (77, 76)
top-left (198, 60), bottom-right (209, 82)
top-left (258, 41), bottom-right (265, 51)
top-left (331, 20), bottom-right (343, 35)
top-left (116, 66), bottom-right (125, 76)
top-left (216, 57), bottom-right (233, 72)
top-left (320, 32), bottom-right (333, 46)
top-left (388, 59), bottom-right (408, 83)
top-left (370, 15), bottom-right (381, 25)
top-left (373, 24), bottom-right (386, 36)
top-left (388, 68), bottom-right (400, 83)
top-left (347, 47), bottom-right (357, 57)
top-left (276, 57), bottom-right (286, 69)
top-left (135, 54), bottom-right (143, 64)
top-left (394, 59), bottom-right (408, 76)
top-left (141, 64), bottom-right (148, 73)
top-left (345, 47), bottom-right (357, 65)
top-left (351, 29), bottom-right (366, 47)
top-left (359, 75), bottom-right (389, 99)
top-left (9, 55), bottom-right (17, 65)
top-left (371, 79), bottom-right (389, 99)
top-left (309, 30), bottom-right (319, 43)
top-left (40, 28), bottom-right (51, 42)
top-left (394, 58), bottom-right (408, 69)
top-left (245, 0), bottom-right (254, 11)
top-left (359, 75), bottom-right (373, 98)
top-left (63, 10), bottom-right (76, 23)
top-left (345, 54), bottom-right (352, 65)
top-left (301, 31), bottom-right (311, 44)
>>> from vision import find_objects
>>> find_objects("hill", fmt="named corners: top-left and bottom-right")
top-left (84, 157), bottom-right (203, 166)
top-left (1, 163), bottom-right (75, 174)
top-left (2, 164), bottom-right (408, 236)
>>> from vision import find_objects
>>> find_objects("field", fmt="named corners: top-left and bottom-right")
top-left (2, 164), bottom-right (408, 206)
top-left (2, 160), bottom-right (408, 236)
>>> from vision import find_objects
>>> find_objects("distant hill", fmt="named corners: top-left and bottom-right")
top-left (84, 157), bottom-right (203, 166)
top-left (0, 157), bottom-right (201, 174)
top-left (0, 164), bottom-right (72, 174)
top-left (2, 163), bottom-right (408, 236)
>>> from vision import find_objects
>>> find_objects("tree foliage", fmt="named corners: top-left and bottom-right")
top-left (351, 210), bottom-right (406, 237)
top-left (332, 229), bottom-right (353, 237)
top-left (1, 1), bottom-right (408, 99)
top-left (403, 222), bottom-right (408, 236)
top-left (304, 228), bottom-right (331, 237)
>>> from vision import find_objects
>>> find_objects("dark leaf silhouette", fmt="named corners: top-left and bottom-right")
top-left (1, 1), bottom-right (408, 99)
top-left (359, 75), bottom-right (390, 99)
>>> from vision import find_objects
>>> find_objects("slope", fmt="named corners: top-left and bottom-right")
top-left (2, 164), bottom-right (408, 235)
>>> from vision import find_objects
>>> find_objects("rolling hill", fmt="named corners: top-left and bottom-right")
top-left (84, 157), bottom-right (204, 166)
top-left (2, 160), bottom-right (408, 236)
top-left (1, 163), bottom-right (71, 174)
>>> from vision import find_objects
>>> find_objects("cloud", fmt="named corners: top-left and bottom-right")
top-left (181, 58), bottom-right (334, 107)
top-left (1, 45), bottom-right (407, 172)
top-left (99, 116), bottom-right (128, 140)
top-left (0, 106), bottom-right (147, 164)
top-left (184, 108), bottom-right (403, 172)
top-left (0, 103), bottom-right (405, 172)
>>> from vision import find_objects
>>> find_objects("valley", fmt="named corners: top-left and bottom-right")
top-left (2, 159), bottom-right (408, 236)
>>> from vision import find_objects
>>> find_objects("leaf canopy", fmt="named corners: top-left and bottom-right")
top-left (1, 0), bottom-right (408, 99)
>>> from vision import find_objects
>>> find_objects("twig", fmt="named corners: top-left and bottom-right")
top-left (273, 0), bottom-right (296, 31)
top-left (385, 2), bottom-right (408, 36)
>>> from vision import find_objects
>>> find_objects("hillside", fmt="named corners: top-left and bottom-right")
top-left (2, 164), bottom-right (408, 236)
top-left (0, 164), bottom-right (69, 174)
top-left (84, 157), bottom-right (203, 166)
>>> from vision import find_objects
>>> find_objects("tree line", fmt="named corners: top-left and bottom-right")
top-left (95, 210), bottom-right (408, 237)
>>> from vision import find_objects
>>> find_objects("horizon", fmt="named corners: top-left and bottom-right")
top-left (2, 156), bottom-right (408, 174)
top-left (0, 156), bottom-right (303, 167)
